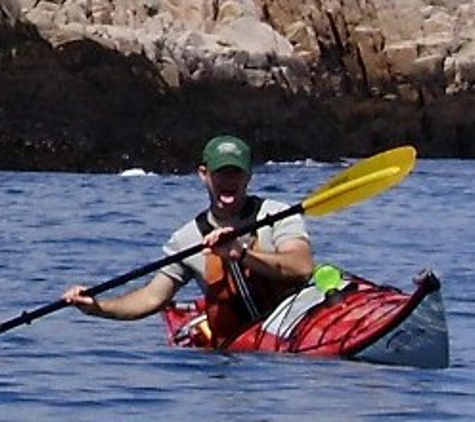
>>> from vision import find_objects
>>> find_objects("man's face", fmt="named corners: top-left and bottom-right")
top-left (200, 165), bottom-right (250, 215)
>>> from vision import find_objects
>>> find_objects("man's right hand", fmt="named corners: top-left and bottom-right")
top-left (62, 285), bottom-right (102, 315)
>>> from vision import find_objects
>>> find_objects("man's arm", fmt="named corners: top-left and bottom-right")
top-left (62, 272), bottom-right (180, 320)
top-left (203, 227), bottom-right (314, 285)
top-left (240, 238), bottom-right (314, 284)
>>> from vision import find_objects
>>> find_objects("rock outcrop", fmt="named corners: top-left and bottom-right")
top-left (1, 0), bottom-right (475, 173)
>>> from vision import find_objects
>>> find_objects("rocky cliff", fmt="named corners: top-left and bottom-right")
top-left (1, 0), bottom-right (475, 173)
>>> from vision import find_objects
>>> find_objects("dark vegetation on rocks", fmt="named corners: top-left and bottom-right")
top-left (2, 0), bottom-right (475, 173)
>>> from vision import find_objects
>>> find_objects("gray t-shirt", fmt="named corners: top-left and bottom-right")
top-left (159, 198), bottom-right (310, 293)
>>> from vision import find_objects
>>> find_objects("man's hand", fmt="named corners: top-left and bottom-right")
top-left (202, 227), bottom-right (244, 261)
top-left (62, 285), bottom-right (102, 315)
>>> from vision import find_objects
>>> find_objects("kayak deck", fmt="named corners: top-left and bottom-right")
top-left (161, 269), bottom-right (449, 368)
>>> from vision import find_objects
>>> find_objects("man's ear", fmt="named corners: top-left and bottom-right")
top-left (197, 165), bottom-right (208, 181)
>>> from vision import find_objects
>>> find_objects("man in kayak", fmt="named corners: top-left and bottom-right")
top-left (63, 135), bottom-right (314, 346)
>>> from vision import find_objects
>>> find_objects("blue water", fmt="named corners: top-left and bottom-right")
top-left (0, 159), bottom-right (473, 421)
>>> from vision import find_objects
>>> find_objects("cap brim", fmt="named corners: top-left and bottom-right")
top-left (207, 157), bottom-right (250, 173)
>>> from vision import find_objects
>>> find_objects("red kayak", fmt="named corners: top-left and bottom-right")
top-left (161, 267), bottom-right (449, 368)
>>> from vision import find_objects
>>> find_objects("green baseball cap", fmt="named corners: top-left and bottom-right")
top-left (202, 135), bottom-right (252, 173)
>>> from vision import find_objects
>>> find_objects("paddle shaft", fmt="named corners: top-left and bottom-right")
top-left (0, 203), bottom-right (303, 334)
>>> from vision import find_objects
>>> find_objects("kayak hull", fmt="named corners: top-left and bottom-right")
top-left (352, 281), bottom-right (448, 368)
top-left (161, 269), bottom-right (449, 368)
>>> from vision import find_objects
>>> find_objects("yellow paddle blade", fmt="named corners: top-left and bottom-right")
top-left (302, 146), bottom-right (417, 216)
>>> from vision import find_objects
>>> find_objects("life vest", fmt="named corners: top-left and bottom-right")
top-left (195, 196), bottom-right (294, 347)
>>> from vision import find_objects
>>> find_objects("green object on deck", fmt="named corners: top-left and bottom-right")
top-left (314, 265), bottom-right (343, 293)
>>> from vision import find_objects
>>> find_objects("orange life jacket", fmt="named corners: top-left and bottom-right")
top-left (195, 196), bottom-right (293, 347)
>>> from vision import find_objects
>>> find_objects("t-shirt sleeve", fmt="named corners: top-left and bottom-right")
top-left (158, 227), bottom-right (196, 286)
top-left (273, 212), bottom-right (309, 247)
top-left (259, 199), bottom-right (310, 249)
